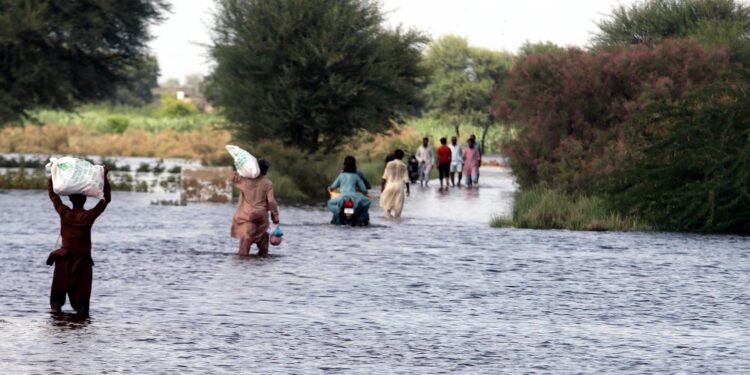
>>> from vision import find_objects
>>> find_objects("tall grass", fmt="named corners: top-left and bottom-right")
top-left (491, 187), bottom-right (650, 231)
top-left (32, 105), bottom-right (222, 133)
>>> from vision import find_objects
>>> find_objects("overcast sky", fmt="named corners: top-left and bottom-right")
top-left (148, 0), bottom-right (636, 82)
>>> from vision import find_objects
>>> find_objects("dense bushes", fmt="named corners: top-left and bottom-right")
top-left (157, 95), bottom-right (199, 117)
top-left (495, 38), bottom-right (734, 193)
top-left (493, 38), bottom-right (749, 233)
top-left (608, 84), bottom-right (750, 233)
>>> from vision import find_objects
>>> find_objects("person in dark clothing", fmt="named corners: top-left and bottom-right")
top-left (356, 170), bottom-right (372, 191)
top-left (47, 169), bottom-right (111, 316)
top-left (407, 154), bottom-right (420, 184)
top-left (384, 150), bottom-right (396, 166)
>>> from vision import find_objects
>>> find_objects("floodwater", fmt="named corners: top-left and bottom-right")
top-left (1, 167), bottom-right (748, 374)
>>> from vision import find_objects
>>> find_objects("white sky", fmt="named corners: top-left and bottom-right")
top-left (149, 0), bottom-right (636, 82)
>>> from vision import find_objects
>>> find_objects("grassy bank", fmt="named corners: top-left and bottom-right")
top-left (491, 187), bottom-right (649, 231)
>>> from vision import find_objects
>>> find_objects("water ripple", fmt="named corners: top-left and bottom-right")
top-left (0, 169), bottom-right (748, 373)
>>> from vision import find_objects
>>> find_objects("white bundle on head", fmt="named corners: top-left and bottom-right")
top-left (46, 157), bottom-right (105, 199)
top-left (226, 145), bottom-right (260, 178)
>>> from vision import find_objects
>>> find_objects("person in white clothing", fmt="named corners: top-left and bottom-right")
top-left (415, 137), bottom-right (433, 187)
top-left (449, 135), bottom-right (463, 187)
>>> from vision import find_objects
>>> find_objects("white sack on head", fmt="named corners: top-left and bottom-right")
top-left (46, 157), bottom-right (105, 199)
top-left (226, 145), bottom-right (260, 178)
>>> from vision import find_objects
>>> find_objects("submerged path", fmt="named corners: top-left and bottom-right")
top-left (0, 167), bottom-right (748, 373)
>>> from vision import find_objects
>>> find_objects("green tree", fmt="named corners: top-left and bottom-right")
top-left (592, 0), bottom-right (750, 47)
top-left (109, 55), bottom-right (161, 106)
top-left (421, 35), bottom-right (511, 149)
top-left (518, 40), bottom-right (560, 56)
top-left (209, 0), bottom-right (427, 153)
top-left (0, 1), bottom-right (169, 124)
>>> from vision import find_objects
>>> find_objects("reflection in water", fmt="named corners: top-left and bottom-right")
top-left (48, 312), bottom-right (91, 330)
top-left (0, 167), bottom-right (748, 373)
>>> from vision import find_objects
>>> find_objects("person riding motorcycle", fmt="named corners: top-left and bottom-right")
top-left (327, 156), bottom-right (371, 226)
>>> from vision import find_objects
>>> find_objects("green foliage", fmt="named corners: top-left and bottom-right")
top-left (491, 187), bottom-right (649, 231)
top-left (209, 0), bottom-right (428, 153)
top-left (518, 40), bottom-right (560, 56)
top-left (247, 140), bottom-right (342, 203)
top-left (607, 84), bottom-right (750, 233)
top-left (266, 170), bottom-right (308, 203)
top-left (108, 55), bottom-right (161, 106)
top-left (0, 0), bottom-right (169, 124)
top-left (32, 105), bottom-right (221, 133)
top-left (157, 95), bottom-right (199, 117)
top-left (593, 0), bottom-right (750, 47)
top-left (357, 159), bottom-right (386, 186)
top-left (105, 115), bottom-right (130, 134)
top-left (495, 39), bottom-right (734, 192)
top-left (421, 35), bottom-right (512, 149)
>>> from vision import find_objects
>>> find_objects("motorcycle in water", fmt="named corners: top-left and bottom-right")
top-left (407, 155), bottom-right (420, 184)
top-left (329, 190), bottom-right (369, 226)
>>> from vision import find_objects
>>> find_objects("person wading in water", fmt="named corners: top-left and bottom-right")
top-left (380, 149), bottom-right (410, 218)
top-left (46, 169), bottom-right (111, 316)
top-left (231, 159), bottom-right (280, 257)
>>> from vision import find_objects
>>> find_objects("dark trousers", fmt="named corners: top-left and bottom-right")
top-left (438, 163), bottom-right (450, 180)
top-left (48, 249), bottom-right (93, 315)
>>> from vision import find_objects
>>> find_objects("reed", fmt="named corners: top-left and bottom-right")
top-left (491, 187), bottom-right (650, 231)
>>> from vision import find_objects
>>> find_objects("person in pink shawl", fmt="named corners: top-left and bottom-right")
top-left (462, 137), bottom-right (481, 188)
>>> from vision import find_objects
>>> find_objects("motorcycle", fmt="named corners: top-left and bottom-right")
top-left (407, 155), bottom-right (420, 184)
top-left (329, 190), bottom-right (369, 226)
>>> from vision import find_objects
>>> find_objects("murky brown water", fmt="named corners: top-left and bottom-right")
top-left (1, 167), bottom-right (748, 373)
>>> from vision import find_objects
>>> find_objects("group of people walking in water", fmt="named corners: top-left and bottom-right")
top-left (414, 133), bottom-right (483, 191)
top-left (326, 133), bottom-right (484, 225)
top-left (44, 134), bottom-right (483, 316)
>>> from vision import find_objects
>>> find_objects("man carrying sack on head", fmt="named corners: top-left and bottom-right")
top-left (46, 165), bottom-right (111, 316)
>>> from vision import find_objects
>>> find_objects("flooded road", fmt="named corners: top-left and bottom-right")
top-left (0, 167), bottom-right (748, 374)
